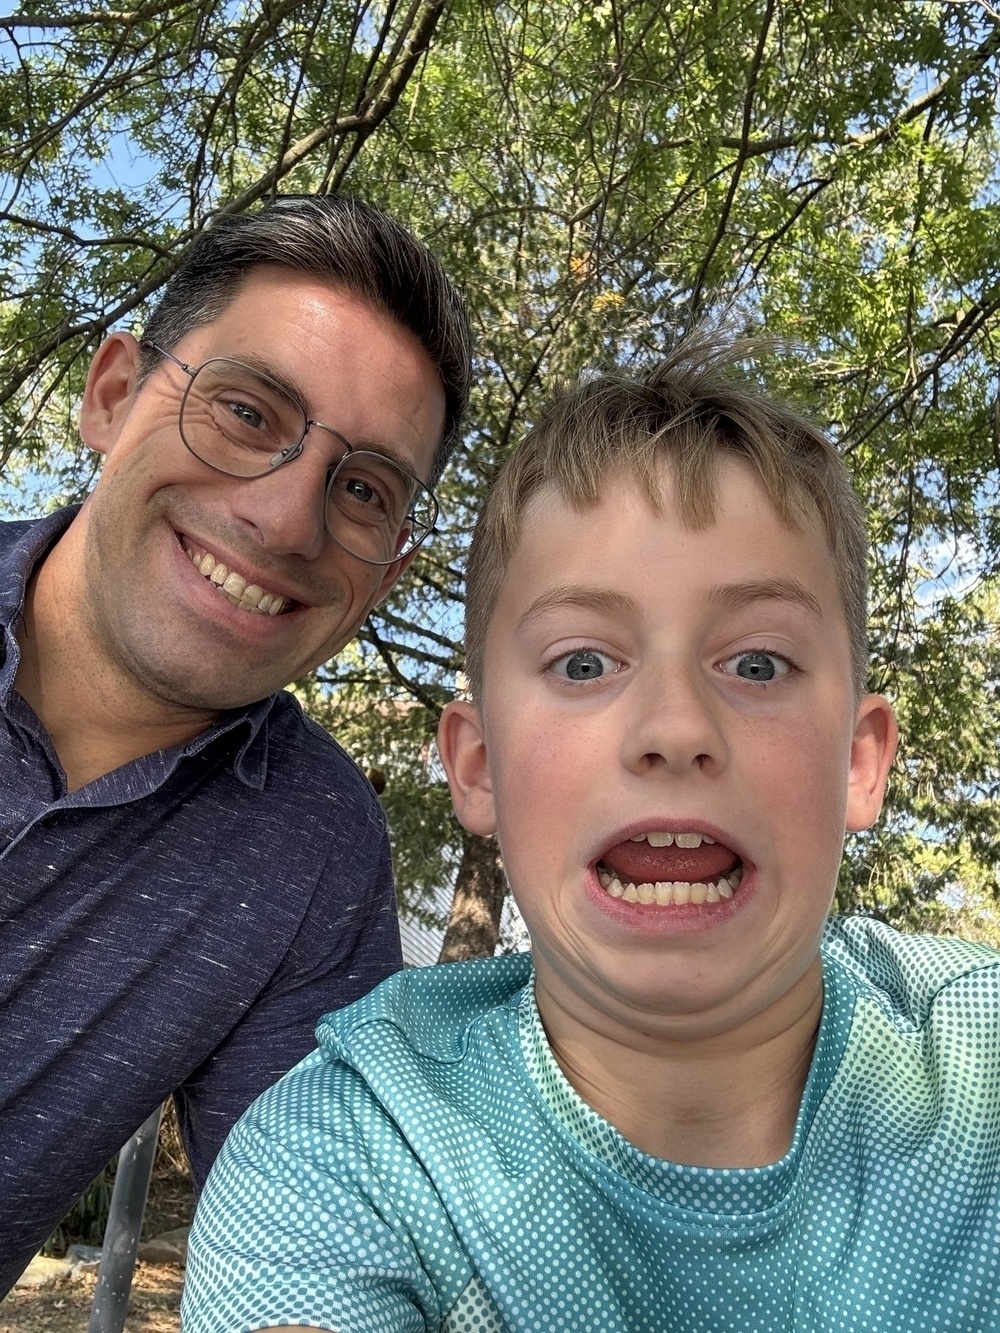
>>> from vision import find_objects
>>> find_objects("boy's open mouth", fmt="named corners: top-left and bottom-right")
top-left (183, 540), bottom-right (295, 616)
top-left (596, 830), bottom-right (743, 906)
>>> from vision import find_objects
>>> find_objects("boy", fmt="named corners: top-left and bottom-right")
top-left (182, 345), bottom-right (1000, 1331)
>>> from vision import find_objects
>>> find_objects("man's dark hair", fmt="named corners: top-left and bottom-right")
top-left (140, 195), bottom-right (471, 480)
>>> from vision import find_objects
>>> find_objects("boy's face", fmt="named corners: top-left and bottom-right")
top-left (440, 459), bottom-right (896, 1040)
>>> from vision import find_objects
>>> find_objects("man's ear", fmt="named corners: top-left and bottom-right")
top-left (438, 699), bottom-right (497, 836)
top-left (845, 693), bottom-right (899, 832)
top-left (79, 332), bottom-right (142, 456)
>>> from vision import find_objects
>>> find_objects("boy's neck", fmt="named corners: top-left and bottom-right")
top-left (536, 956), bottom-right (824, 1169)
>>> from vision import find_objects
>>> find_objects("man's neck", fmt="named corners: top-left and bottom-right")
top-left (14, 520), bottom-right (221, 793)
top-left (537, 959), bottom-right (825, 1169)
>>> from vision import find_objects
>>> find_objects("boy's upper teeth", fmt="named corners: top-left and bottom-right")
top-left (628, 831), bottom-right (716, 848)
top-left (185, 544), bottom-right (289, 615)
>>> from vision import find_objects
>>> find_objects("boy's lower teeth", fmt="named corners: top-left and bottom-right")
top-left (597, 865), bottom-right (742, 905)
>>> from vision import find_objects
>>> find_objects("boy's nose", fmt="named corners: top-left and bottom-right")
top-left (621, 661), bottom-right (728, 777)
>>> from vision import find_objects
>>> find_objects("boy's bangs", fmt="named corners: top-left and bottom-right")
top-left (464, 346), bottom-right (871, 701)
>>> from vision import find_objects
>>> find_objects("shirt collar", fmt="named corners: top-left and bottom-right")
top-left (0, 506), bottom-right (275, 790)
top-left (181, 697), bottom-right (272, 790)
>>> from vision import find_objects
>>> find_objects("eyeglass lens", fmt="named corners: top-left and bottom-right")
top-left (178, 358), bottom-right (435, 564)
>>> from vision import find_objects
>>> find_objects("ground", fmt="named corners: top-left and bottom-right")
top-left (0, 1110), bottom-right (195, 1333)
top-left (0, 1264), bottom-right (184, 1333)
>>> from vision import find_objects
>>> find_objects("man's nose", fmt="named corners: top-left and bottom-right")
top-left (229, 444), bottom-right (331, 561)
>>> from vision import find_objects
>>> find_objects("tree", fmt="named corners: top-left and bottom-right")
top-left (2, 0), bottom-right (999, 954)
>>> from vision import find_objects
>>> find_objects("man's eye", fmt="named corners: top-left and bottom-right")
top-left (344, 476), bottom-right (382, 508)
top-left (551, 649), bottom-right (619, 682)
top-left (720, 651), bottom-right (790, 682)
top-left (223, 399), bottom-right (267, 431)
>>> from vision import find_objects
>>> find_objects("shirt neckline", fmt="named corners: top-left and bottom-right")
top-left (516, 951), bottom-right (858, 1217)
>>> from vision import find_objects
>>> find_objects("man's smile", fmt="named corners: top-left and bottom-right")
top-left (182, 539), bottom-right (294, 616)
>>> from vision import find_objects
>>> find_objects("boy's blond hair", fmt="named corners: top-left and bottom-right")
top-left (464, 341), bottom-right (869, 699)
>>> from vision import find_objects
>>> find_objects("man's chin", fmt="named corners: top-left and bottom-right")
top-left (127, 653), bottom-right (292, 716)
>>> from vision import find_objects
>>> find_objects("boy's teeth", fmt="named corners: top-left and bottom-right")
top-left (597, 864), bottom-right (743, 907)
top-left (185, 545), bottom-right (289, 615)
top-left (628, 831), bottom-right (716, 847)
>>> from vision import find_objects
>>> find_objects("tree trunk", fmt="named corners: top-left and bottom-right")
top-left (437, 831), bottom-right (506, 962)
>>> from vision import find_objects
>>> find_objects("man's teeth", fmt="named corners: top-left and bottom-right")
top-left (185, 546), bottom-right (288, 615)
top-left (597, 865), bottom-right (743, 906)
top-left (629, 831), bottom-right (716, 847)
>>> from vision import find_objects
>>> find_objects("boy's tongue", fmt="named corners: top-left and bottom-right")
top-left (600, 839), bottom-right (740, 885)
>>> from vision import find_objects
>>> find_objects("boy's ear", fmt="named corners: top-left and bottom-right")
top-left (845, 693), bottom-right (899, 832)
top-left (79, 332), bottom-right (142, 456)
top-left (437, 699), bottom-right (497, 837)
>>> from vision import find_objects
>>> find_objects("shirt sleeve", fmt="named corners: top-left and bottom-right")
top-left (174, 800), bottom-right (404, 1191)
top-left (180, 1056), bottom-right (453, 1333)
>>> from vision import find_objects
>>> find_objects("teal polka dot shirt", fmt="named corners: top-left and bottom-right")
top-left (182, 919), bottom-right (1000, 1331)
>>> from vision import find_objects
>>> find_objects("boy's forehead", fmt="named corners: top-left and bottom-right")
top-left (497, 459), bottom-right (842, 625)
top-left (515, 457), bottom-right (819, 559)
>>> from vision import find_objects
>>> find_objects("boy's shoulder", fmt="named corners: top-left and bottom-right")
top-left (823, 916), bottom-right (1000, 1030)
top-left (316, 952), bottom-right (534, 1066)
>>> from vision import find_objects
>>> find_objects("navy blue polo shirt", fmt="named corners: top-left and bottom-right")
top-left (0, 509), bottom-right (403, 1292)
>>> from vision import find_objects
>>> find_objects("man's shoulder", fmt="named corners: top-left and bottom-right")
top-left (263, 689), bottom-right (379, 802)
top-left (0, 509), bottom-right (76, 592)
top-left (823, 916), bottom-right (1000, 1030)
top-left (0, 508), bottom-right (76, 543)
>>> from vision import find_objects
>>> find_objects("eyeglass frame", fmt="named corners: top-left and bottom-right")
top-left (139, 340), bottom-right (441, 566)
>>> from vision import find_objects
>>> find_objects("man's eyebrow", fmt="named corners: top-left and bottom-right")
top-left (517, 586), bottom-right (640, 629)
top-left (706, 578), bottom-right (824, 620)
top-left (228, 352), bottom-right (419, 472)
top-left (231, 352), bottom-right (307, 408)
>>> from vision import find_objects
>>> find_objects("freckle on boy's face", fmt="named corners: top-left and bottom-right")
top-left (475, 460), bottom-right (894, 1037)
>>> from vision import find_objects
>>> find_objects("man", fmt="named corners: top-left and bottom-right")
top-left (0, 194), bottom-right (471, 1291)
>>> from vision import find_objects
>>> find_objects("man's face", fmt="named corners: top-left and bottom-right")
top-left (78, 265), bottom-right (446, 712)
top-left (441, 461), bottom-right (895, 1041)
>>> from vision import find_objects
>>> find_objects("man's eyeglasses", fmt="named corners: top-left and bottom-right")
top-left (141, 342), bottom-right (439, 567)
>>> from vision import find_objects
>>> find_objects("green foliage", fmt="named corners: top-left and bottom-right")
top-left (41, 1165), bottom-right (113, 1255)
top-left (2, 0), bottom-right (999, 937)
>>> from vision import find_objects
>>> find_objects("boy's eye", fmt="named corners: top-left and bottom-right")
top-left (550, 648), bottom-right (619, 682)
top-left (720, 650), bottom-right (791, 682)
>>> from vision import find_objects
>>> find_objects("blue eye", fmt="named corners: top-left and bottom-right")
top-left (722, 650), bottom-right (790, 682)
top-left (552, 649), bottom-right (618, 682)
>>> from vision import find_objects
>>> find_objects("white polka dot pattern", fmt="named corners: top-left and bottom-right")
top-left (182, 920), bottom-right (1000, 1331)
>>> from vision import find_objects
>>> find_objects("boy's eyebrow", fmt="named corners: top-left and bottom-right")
top-left (517, 586), bottom-right (640, 628)
top-left (706, 578), bottom-right (824, 620)
top-left (515, 578), bottom-right (824, 630)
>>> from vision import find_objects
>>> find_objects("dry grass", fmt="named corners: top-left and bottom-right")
top-left (0, 1264), bottom-right (182, 1333)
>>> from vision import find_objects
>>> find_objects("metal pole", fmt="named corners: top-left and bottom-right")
top-left (87, 1102), bottom-right (164, 1333)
